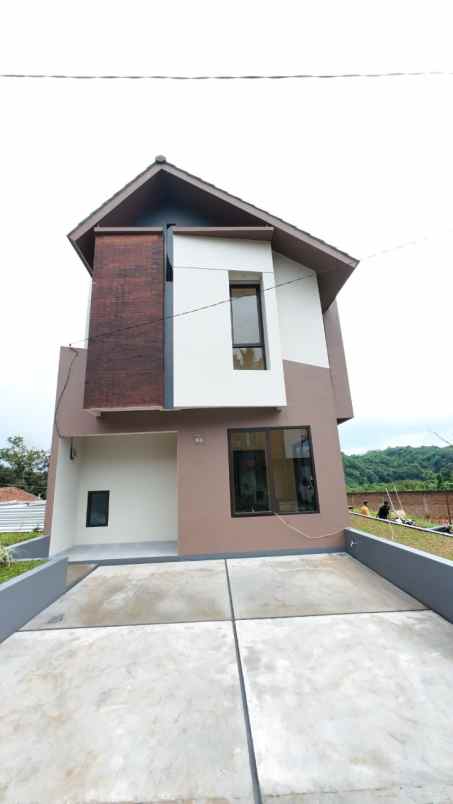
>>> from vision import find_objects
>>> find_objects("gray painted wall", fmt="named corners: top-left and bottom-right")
top-left (346, 527), bottom-right (453, 624)
top-left (0, 557), bottom-right (67, 643)
top-left (135, 202), bottom-right (213, 227)
top-left (9, 535), bottom-right (50, 559)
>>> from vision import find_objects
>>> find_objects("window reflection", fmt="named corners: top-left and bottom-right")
top-left (232, 347), bottom-right (265, 370)
top-left (230, 284), bottom-right (266, 370)
top-left (229, 428), bottom-right (318, 516)
top-left (270, 428), bottom-right (317, 513)
top-left (230, 287), bottom-right (261, 343)
top-left (230, 431), bottom-right (270, 513)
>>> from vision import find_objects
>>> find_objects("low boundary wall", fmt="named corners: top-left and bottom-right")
top-left (348, 490), bottom-right (452, 523)
top-left (0, 556), bottom-right (67, 643)
top-left (9, 535), bottom-right (50, 559)
top-left (345, 527), bottom-right (453, 624)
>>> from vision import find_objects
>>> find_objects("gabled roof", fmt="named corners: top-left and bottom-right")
top-left (68, 157), bottom-right (359, 310)
top-left (0, 487), bottom-right (39, 503)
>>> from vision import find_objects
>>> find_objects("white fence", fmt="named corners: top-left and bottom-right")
top-left (0, 501), bottom-right (46, 533)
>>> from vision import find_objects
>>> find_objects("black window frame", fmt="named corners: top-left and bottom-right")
top-left (86, 490), bottom-right (110, 527)
top-left (229, 283), bottom-right (267, 370)
top-left (228, 426), bottom-right (319, 517)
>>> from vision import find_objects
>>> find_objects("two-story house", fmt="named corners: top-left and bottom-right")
top-left (45, 156), bottom-right (358, 560)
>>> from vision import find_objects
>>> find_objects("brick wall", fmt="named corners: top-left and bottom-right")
top-left (348, 490), bottom-right (453, 523)
top-left (84, 232), bottom-right (164, 410)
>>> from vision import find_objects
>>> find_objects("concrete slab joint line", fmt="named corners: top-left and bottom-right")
top-left (0, 621), bottom-right (254, 801)
top-left (22, 561), bottom-right (232, 630)
top-left (4, 553), bottom-right (453, 800)
top-left (225, 558), bottom-right (263, 804)
top-left (236, 609), bottom-right (453, 800)
top-left (226, 553), bottom-right (424, 620)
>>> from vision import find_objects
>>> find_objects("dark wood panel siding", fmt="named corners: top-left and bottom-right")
top-left (84, 233), bottom-right (164, 409)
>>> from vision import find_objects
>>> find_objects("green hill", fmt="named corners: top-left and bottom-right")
top-left (342, 445), bottom-right (453, 492)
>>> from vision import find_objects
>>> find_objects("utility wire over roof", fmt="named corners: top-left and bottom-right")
top-left (1, 70), bottom-right (453, 80)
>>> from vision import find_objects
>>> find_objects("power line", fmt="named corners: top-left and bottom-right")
top-left (68, 272), bottom-right (313, 347)
top-left (54, 346), bottom-right (79, 439)
top-left (54, 224), bottom-right (453, 435)
top-left (1, 70), bottom-right (453, 81)
top-left (431, 431), bottom-right (453, 448)
top-left (55, 272), bottom-right (312, 434)
top-left (68, 222), bottom-right (453, 349)
top-left (360, 224), bottom-right (453, 261)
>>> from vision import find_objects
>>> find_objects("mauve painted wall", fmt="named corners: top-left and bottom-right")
top-left (323, 301), bottom-right (353, 423)
top-left (49, 348), bottom-right (348, 554)
top-left (176, 360), bottom-right (348, 554)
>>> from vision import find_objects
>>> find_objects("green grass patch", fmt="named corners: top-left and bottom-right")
top-left (351, 507), bottom-right (438, 530)
top-left (0, 532), bottom-right (45, 547)
top-left (350, 513), bottom-right (453, 562)
top-left (0, 560), bottom-right (45, 585)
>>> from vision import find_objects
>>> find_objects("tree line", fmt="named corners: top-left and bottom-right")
top-left (0, 436), bottom-right (49, 498)
top-left (343, 444), bottom-right (453, 492)
top-left (1, 435), bottom-right (453, 499)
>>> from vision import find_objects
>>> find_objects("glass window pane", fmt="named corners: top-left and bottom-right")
top-left (230, 431), bottom-right (270, 514)
top-left (233, 347), bottom-right (265, 370)
top-left (270, 429), bottom-right (317, 513)
top-left (230, 287), bottom-right (261, 345)
top-left (87, 491), bottom-right (109, 526)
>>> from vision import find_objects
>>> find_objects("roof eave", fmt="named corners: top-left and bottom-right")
top-left (67, 160), bottom-right (360, 295)
top-left (67, 161), bottom-right (164, 243)
top-left (67, 233), bottom-right (93, 275)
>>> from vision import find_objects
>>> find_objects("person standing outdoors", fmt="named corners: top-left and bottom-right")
top-left (359, 500), bottom-right (370, 516)
top-left (377, 500), bottom-right (391, 520)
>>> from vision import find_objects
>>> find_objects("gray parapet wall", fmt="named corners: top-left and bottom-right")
top-left (0, 556), bottom-right (67, 643)
top-left (345, 527), bottom-right (453, 624)
top-left (9, 534), bottom-right (50, 559)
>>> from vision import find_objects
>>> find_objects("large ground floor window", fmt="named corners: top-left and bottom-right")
top-left (228, 427), bottom-right (318, 516)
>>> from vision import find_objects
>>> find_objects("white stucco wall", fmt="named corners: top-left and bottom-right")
top-left (50, 433), bottom-right (177, 552)
top-left (50, 437), bottom-right (81, 555)
top-left (273, 251), bottom-right (329, 368)
top-left (84, 281), bottom-right (92, 341)
top-left (173, 234), bottom-right (286, 408)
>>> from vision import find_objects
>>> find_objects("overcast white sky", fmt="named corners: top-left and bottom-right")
top-left (1, 0), bottom-right (452, 455)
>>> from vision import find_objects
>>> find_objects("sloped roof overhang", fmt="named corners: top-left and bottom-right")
top-left (68, 160), bottom-right (359, 310)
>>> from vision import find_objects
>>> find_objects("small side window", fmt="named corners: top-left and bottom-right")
top-left (86, 490), bottom-right (109, 527)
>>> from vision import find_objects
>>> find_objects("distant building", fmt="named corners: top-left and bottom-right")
top-left (0, 487), bottom-right (39, 503)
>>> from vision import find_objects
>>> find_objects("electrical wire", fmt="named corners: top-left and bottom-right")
top-left (54, 225), bottom-right (453, 437)
top-left (68, 272), bottom-right (313, 347)
top-left (67, 221), bottom-right (453, 350)
top-left (56, 274), bottom-right (320, 433)
top-left (360, 224), bottom-right (453, 261)
top-left (1, 71), bottom-right (453, 81)
top-left (54, 346), bottom-right (79, 438)
top-left (431, 430), bottom-right (453, 448)
top-left (55, 275), bottom-right (313, 432)
top-left (274, 512), bottom-right (343, 540)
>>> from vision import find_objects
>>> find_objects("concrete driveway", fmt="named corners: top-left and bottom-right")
top-left (1, 553), bottom-right (453, 803)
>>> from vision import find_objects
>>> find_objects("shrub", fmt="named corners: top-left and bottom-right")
top-left (0, 545), bottom-right (11, 567)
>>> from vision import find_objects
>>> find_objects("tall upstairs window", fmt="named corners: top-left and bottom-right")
top-left (230, 284), bottom-right (266, 370)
